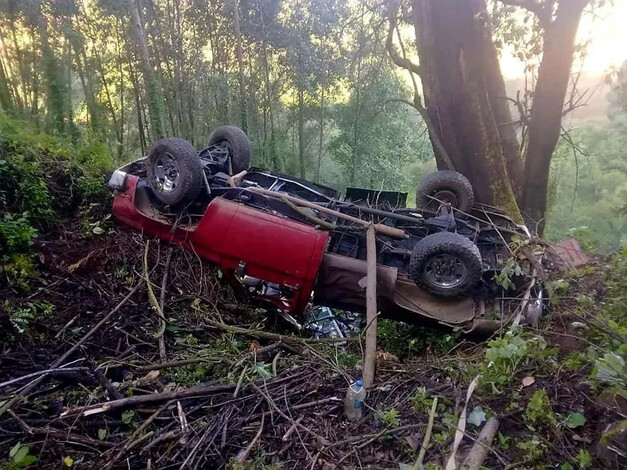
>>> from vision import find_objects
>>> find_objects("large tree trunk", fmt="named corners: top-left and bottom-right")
top-left (412, 0), bottom-right (522, 220)
top-left (0, 59), bottom-right (15, 113)
top-left (522, 0), bottom-right (588, 233)
top-left (129, 0), bottom-right (166, 139)
top-left (297, 87), bottom-right (305, 179)
top-left (35, 3), bottom-right (67, 133)
top-left (231, 0), bottom-right (248, 133)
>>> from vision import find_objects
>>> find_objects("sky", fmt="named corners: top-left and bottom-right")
top-left (500, 1), bottom-right (627, 79)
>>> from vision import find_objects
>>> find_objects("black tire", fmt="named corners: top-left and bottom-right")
top-left (147, 138), bottom-right (202, 206)
top-left (409, 232), bottom-right (482, 297)
top-left (416, 170), bottom-right (475, 212)
top-left (207, 125), bottom-right (251, 174)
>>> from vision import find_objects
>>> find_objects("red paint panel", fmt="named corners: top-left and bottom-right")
top-left (112, 175), bottom-right (328, 315)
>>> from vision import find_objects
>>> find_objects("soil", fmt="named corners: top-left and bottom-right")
top-left (0, 219), bottom-right (623, 469)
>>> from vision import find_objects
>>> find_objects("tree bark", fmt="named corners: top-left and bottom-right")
top-left (128, 0), bottom-right (166, 139)
top-left (35, 1), bottom-right (67, 133)
top-left (522, 0), bottom-right (588, 233)
top-left (0, 58), bottom-right (14, 113)
top-left (412, 0), bottom-right (522, 220)
top-left (298, 87), bottom-right (305, 178)
top-left (231, 0), bottom-right (248, 133)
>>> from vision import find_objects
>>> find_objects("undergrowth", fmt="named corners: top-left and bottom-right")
top-left (0, 112), bottom-right (112, 289)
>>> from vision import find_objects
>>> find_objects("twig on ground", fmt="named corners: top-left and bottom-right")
top-left (143, 241), bottom-right (167, 358)
top-left (0, 283), bottom-right (142, 417)
top-left (203, 318), bottom-right (359, 344)
top-left (460, 417), bottom-right (500, 470)
top-left (250, 382), bottom-right (331, 446)
top-left (237, 414), bottom-right (265, 463)
top-left (158, 247), bottom-right (173, 362)
top-left (414, 397), bottom-right (438, 470)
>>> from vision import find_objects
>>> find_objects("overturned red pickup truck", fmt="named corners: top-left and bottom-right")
top-left (110, 126), bottom-right (539, 331)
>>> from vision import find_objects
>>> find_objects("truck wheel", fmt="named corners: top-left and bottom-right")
top-left (207, 125), bottom-right (251, 174)
top-left (409, 232), bottom-right (482, 297)
top-left (147, 138), bottom-right (202, 206)
top-left (416, 170), bottom-right (475, 212)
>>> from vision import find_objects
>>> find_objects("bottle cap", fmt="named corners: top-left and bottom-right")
top-left (355, 379), bottom-right (363, 387)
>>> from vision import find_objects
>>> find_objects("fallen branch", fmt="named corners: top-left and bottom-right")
top-left (157, 247), bottom-right (173, 362)
top-left (61, 372), bottom-right (299, 418)
top-left (414, 397), bottom-right (438, 470)
top-left (445, 376), bottom-right (480, 470)
top-left (143, 242), bottom-right (166, 354)
top-left (0, 283), bottom-right (142, 417)
top-left (362, 224), bottom-right (378, 389)
top-left (204, 318), bottom-right (359, 344)
top-left (250, 382), bottom-right (331, 446)
top-left (0, 367), bottom-right (88, 390)
top-left (237, 414), bottom-right (265, 463)
top-left (461, 417), bottom-right (500, 470)
top-left (248, 186), bottom-right (407, 239)
top-left (104, 404), bottom-right (168, 469)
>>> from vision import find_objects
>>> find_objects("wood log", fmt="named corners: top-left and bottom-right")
top-left (362, 224), bottom-right (378, 389)
top-left (248, 186), bottom-right (408, 239)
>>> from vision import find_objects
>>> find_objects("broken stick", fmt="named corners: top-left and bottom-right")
top-left (460, 417), bottom-right (500, 470)
top-left (362, 224), bottom-right (378, 389)
top-left (0, 283), bottom-right (142, 417)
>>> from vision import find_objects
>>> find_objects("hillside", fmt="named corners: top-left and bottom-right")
top-left (1, 119), bottom-right (626, 469)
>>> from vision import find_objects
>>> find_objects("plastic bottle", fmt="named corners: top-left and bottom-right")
top-left (344, 379), bottom-right (366, 421)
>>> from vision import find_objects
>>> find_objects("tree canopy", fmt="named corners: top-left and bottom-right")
top-left (0, 0), bottom-right (624, 248)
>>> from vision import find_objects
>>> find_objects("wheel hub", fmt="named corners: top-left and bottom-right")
top-left (153, 152), bottom-right (180, 193)
top-left (432, 190), bottom-right (458, 207)
top-left (424, 253), bottom-right (468, 288)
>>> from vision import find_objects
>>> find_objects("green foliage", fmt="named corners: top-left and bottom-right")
top-left (162, 363), bottom-right (212, 385)
top-left (410, 386), bottom-right (433, 414)
top-left (3, 443), bottom-right (38, 469)
top-left (481, 328), bottom-right (552, 390)
top-left (574, 450), bottom-right (593, 469)
top-left (592, 352), bottom-right (626, 387)
top-left (0, 213), bottom-right (36, 257)
top-left (523, 389), bottom-right (556, 427)
top-left (3, 300), bottom-right (54, 334)
top-left (493, 258), bottom-right (523, 290)
top-left (496, 432), bottom-right (511, 450)
top-left (121, 410), bottom-right (135, 425)
top-left (546, 120), bottom-right (627, 253)
top-left (377, 319), bottom-right (460, 360)
top-left (515, 435), bottom-right (546, 460)
top-left (376, 408), bottom-right (401, 427)
top-left (564, 412), bottom-right (586, 429)
top-left (0, 113), bottom-right (111, 288)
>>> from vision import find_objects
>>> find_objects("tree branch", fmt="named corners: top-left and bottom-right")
top-left (384, 6), bottom-right (455, 170)
top-left (498, 0), bottom-right (552, 28)
top-left (385, 6), bottom-right (421, 76)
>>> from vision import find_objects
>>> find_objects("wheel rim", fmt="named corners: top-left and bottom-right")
top-left (423, 253), bottom-right (468, 289)
top-left (153, 152), bottom-right (180, 193)
top-left (432, 189), bottom-right (458, 207)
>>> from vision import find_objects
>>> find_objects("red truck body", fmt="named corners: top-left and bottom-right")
top-left (113, 175), bottom-right (328, 315)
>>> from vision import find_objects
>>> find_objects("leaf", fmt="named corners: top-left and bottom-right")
top-left (399, 464), bottom-right (414, 470)
top-left (468, 406), bottom-right (486, 427)
top-left (522, 376), bottom-right (535, 387)
top-left (13, 445), bottom-right (29, 463)
top-left (252, 363), bottom-right (272, 379)
top-left (92, 226), bottom-right (105, 235)
top-left (121, 410), bottom-right (135, 424)
top-left (97, 428), bottom-right (107, 440)
top-left (565, 412), bottom-right (586, 429)
top-left (64, 456), bottom-right (74, 467)
top-left (19, 455), bottom-right (38, 467)
top-left (9, 442), bottom-right (22, 458)
top-left (561, 463), bottom-right (575, 470)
